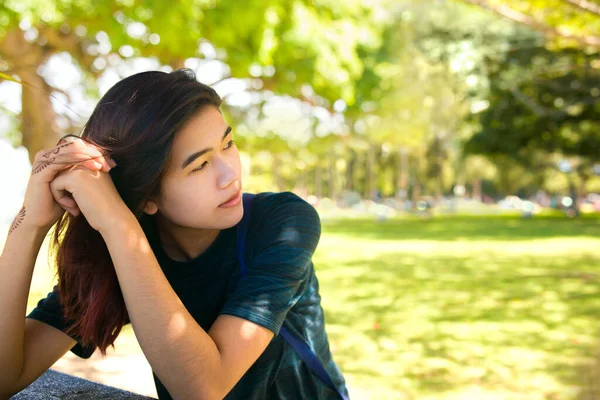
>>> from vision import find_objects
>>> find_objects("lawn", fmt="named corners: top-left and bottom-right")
top-left (3, 214), bottom-right (600, 399)
top-left (315, 214), bottom-right (600, 400)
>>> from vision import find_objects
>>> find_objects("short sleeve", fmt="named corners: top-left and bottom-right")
top-left (27, 286), bottom-right (97, 359)
top-left (219, 192), bottom-right (321, 334)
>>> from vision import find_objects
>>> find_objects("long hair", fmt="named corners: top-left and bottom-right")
top-left (51, 69), bottom-right (222, 354)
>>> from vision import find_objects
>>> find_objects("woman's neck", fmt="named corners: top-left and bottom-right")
top-left (154, 215), bottom-right (221, 262)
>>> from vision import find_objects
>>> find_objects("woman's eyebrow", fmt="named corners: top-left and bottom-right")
top-left (181, 126), bottom-right (232, 169)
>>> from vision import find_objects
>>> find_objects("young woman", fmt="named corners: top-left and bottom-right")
top-left (0, 69), bottom-right (349, 399)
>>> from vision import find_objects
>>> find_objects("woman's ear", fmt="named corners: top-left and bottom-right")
top-left (143, 199), bottom-right (159, 215)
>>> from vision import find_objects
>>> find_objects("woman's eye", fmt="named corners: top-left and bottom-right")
top-left (192, 161), bottom-right (209, 173)
top-left (224, 140), bottom-right (235, 150)
top-left (191, 141), bottom-right (234, 173)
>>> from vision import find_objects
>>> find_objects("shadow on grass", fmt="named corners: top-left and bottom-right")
top-left (576, 334), bottom-right (600, 400)
top-left (318, 249), bottom-right (600, 398)
top-left (322, 214), bottom-right (600, 242)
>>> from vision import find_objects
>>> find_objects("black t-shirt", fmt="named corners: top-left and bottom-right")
top-left (27, 192), bottom-right (349, 399)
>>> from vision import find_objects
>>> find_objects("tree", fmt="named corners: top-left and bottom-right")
top-left (0, 0), bottom-right (392, 161)
top-left (456, 0), bottom-right (600, 50)
top-left (355, 0), bottom-right (496, 203)
top-left (465, 45), bottom-right (600, 203)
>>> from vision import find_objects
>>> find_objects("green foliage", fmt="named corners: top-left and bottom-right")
top-left (0, 0), bottom-right (393, 105)
top-left (456, 0), bottom-right (600, 50)
top-left (466, 46), bottom-right (600, 164)
top-left (1, 0), bottom-right (599, 198)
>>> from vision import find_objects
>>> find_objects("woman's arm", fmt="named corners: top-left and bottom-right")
top-left (0, 139), bottom-right (114, 394)
top-left (0, 224), bottom-right (48, 388)
top-left (100, 215), bottom-right (274, 400)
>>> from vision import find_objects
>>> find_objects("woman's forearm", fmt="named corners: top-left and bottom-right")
top-left (0, 224), bottom-right (48, 386)
top-left (100, 217), bottom-right (226, 400)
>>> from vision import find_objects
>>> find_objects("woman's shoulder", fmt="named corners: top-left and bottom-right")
top-left (253, 191), bottom-right (304, 204)
top-left (244, 191), bottom-right (321, 260)
top-left (252, 191), bottom-right (318, 218)
top-left (247, 191), bottom-right (320, 235)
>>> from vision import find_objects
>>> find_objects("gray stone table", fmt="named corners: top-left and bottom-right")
top-left (10, 370), bottom-right (156, 399)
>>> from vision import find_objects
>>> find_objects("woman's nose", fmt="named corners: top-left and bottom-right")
top-left (217, 158), bottom-right (238, 189)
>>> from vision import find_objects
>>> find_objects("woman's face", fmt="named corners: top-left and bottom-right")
top-left (147, 106), bottom-right (243, 230)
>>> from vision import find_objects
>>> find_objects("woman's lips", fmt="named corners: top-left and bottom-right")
top-left (219, 189), bottom-right (242, 208)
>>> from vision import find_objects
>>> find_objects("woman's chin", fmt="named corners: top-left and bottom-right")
top-left (214, 205), bottom-right (244, 229)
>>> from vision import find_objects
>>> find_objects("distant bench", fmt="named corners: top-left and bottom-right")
top-left (11, 369), bottom-right (155, 399)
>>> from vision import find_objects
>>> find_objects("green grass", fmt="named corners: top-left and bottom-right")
top-left (315, 215), bottom-right (600, 399)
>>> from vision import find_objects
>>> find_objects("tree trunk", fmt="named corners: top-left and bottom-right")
top-left (21, 71), bottom-right (60, 163)
top-left (329, 155), bottom-right (337, 200)
top-left (398, 147), bottom-right (408, 199)
top-left (472, 178), bottom-right (482, 202)
top-left (170, 58), bottom-right (186, 70)
top-left (577, 174), bottom-right (589, 209)
top-left (567, 173), bottom-right (580, 213)
top-left (273, 154), bottom-right (283, 191)
top-left (300, 167), bottom-right (308, 198)
top-left (345, 149), bottom-right (356, 191)
top-left (391, 151), bottom-right (399, 196)
top-left (1, 28), bottom-right (60, 162)
top-left (365, 143), bottom-right (376, 200)
top-left (436, 168), bottom-right (444, 205)
top-left (412, 181), bottom-right (421, 210)
top-left (315, 164), bottom-right (322, 199)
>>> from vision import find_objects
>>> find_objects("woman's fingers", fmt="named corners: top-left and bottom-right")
top-left (31, 136), bottom-right (115, 217)
top-left (50, 168), bottom-right (81, 216)
top-left (32, 138), bottom-right (115, 181)
top-left (56, 134), bottom-right (81, 145)
top-left (57, 195), bottom-right (80, 217)
top-left (57, 137), bottom-right (115, 172)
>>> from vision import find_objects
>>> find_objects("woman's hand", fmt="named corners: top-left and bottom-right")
top-left (49, 165), bottom-right (133, 234)
top-left (16, 136), bottom-right (116, 233)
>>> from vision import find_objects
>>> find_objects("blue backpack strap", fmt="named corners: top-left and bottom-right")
top-left (235, 193), bottom-right (349, 400)
top-left (279, 326), bottom-right (349, 400)
top-left (236, 193), bottom-right (256, 277)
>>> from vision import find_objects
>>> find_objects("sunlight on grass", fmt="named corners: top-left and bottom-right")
top-left (315, 215), bottom-right (600, 399)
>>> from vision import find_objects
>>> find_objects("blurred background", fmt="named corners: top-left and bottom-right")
top-left (0, 0), bottom-right (599, 399)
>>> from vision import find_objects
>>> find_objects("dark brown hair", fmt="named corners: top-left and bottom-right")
top-left (51, 69), bottom-right (222, 354)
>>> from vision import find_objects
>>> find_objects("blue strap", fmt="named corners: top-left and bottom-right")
top-left (235, 193), bottom-right (255, 274)
top-left (235, 194), bottom-right (348, 400)
top-left (279, 326), bottom-right (349, 400)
